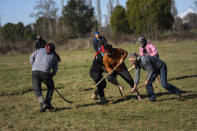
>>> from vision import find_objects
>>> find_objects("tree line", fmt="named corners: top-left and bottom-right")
top-left (0, 0), bottom-right (197, 47)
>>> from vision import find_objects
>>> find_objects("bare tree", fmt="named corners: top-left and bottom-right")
top-left (61, 0), bottom-right (64, 8)
top-left (30, 0), bottom-right (58, 41)
top-left (193, 0), bottom-right (197, 11)
top-left (104, 14), bottom-right (108, 27)
top-left (0, 15), bottom-right (3, 45)
top-left (109, 0), bottom-right (114, 14)
top-left (183, 12), bottom-right (197, 29)
top-left (106, 0), bottom-right (114, 23)
top-left (96, 0), bottom-right (102, 31)
top-left (171, 0), bottom-right (177, 17)
top-left (116, 0), bottom-right (120, 6)
top-left (105, 0), bottom-right (114, 30)
top-left (174, 16), bottom-right (183, 31)
top-left (171, 0), bottom-right (178, 32)
top-left (87, 0), bottom-right (92, 9)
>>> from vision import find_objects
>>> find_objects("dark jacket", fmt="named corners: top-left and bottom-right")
top-left (134, 56), bottom-right (164, 85)
top-left (93, 36), bottom-right (107, 63)
top-left (35, 38), bottom-right (46, 49)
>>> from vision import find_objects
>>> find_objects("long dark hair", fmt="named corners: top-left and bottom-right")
top-left (47, 43), bottom-right (61, 62)
top-left (54, 51), bottom-right (61, 62)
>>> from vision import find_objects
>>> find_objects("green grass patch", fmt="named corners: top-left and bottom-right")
top-left (0, 41), bottom-right (197, 130)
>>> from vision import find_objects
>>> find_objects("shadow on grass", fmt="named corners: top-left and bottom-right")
top-left (157, 92), bottom-right (197, 102)
top-left (0, 86), bottom-right (64, 97)
top-left (110, 92), bottom-right (173, 104)
top-left (156, 97), bottom-right (177, 102)
top-left (183, 93), bottom-right (197, 100)
top-left (43, 91), bottom-right (197, 112)
top-left (168, 74), bottom-right (197, 81)
top-left (75, 102), bottom-right (99, 109)
top-left (110, 95), bottom-right (136, 104)
top-left (63, 65), bottom-right (90, 70)
top-left (55, 107), bottom-right (73, 112)
top-left (74, 96), bottom-right (114, 108)
top-left (110, 90), bottom-right (193, 104)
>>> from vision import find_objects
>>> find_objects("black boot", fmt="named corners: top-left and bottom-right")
top-left (46, 102), bottom-right (55, 111)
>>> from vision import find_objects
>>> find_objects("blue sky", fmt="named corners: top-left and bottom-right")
top-left (0, 0), bottom-right (196, 26)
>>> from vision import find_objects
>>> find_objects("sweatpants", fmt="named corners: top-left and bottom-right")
top-left (32, 70), bottom-right (54, 104)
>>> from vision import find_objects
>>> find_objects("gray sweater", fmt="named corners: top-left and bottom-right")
top-left (30, 48), bottom-right (58, 77)
top-left (134, 56), bottom-right (164, 85)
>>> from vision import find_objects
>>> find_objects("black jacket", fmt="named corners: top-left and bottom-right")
top-left (35, 38), bottom-right (46, 49)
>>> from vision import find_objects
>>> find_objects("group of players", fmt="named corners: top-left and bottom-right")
top-left (30, 33), bottom-right (182, 112)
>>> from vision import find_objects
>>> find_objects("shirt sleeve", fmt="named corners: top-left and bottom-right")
top-left (139, 47), bottom-right (144, 56)
top-left (144, 57), bottom-right (154, 80)
top-left (51, 55), bottom-right (58, 77)
top-left (30, 50), bottom-right (37, 65)
top-left (134, 67), bottom-right (141, 86)
top-left (148, 43), bottom-right (158, 56)
top-left (118, 48), bottom-right (128, 60)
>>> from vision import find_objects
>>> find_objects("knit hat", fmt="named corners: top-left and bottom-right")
top-left (94, 32), bottom-right (99, 35)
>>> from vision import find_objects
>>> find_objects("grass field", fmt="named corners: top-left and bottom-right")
top-left (0, 40), bottom-right (197, 130)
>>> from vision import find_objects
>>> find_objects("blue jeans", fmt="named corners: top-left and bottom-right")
top-left (146, 63), bottom-right (180, 100)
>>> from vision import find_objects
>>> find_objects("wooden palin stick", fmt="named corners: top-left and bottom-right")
top-left (107, 84), bottom-right (144, 104)
top-left (85, 64), bottom-right (121, 91)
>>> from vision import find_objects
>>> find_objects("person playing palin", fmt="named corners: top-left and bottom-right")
top-left (102, 44), bottom-right (141, 103)
top-left (128, 53), bottom-right (182, 102)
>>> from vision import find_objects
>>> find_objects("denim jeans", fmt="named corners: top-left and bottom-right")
top-left (32, 71), bottom-right (54, 104)
top-left (146, 63), bottom-right (180, 100)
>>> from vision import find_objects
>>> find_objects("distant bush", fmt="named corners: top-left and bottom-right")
top-left (0, 41), bottom-right (34, 55)
top-left (159, 31), bottom-right (197, 41)
top-left (1, 29), bottom-right (197, 55)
